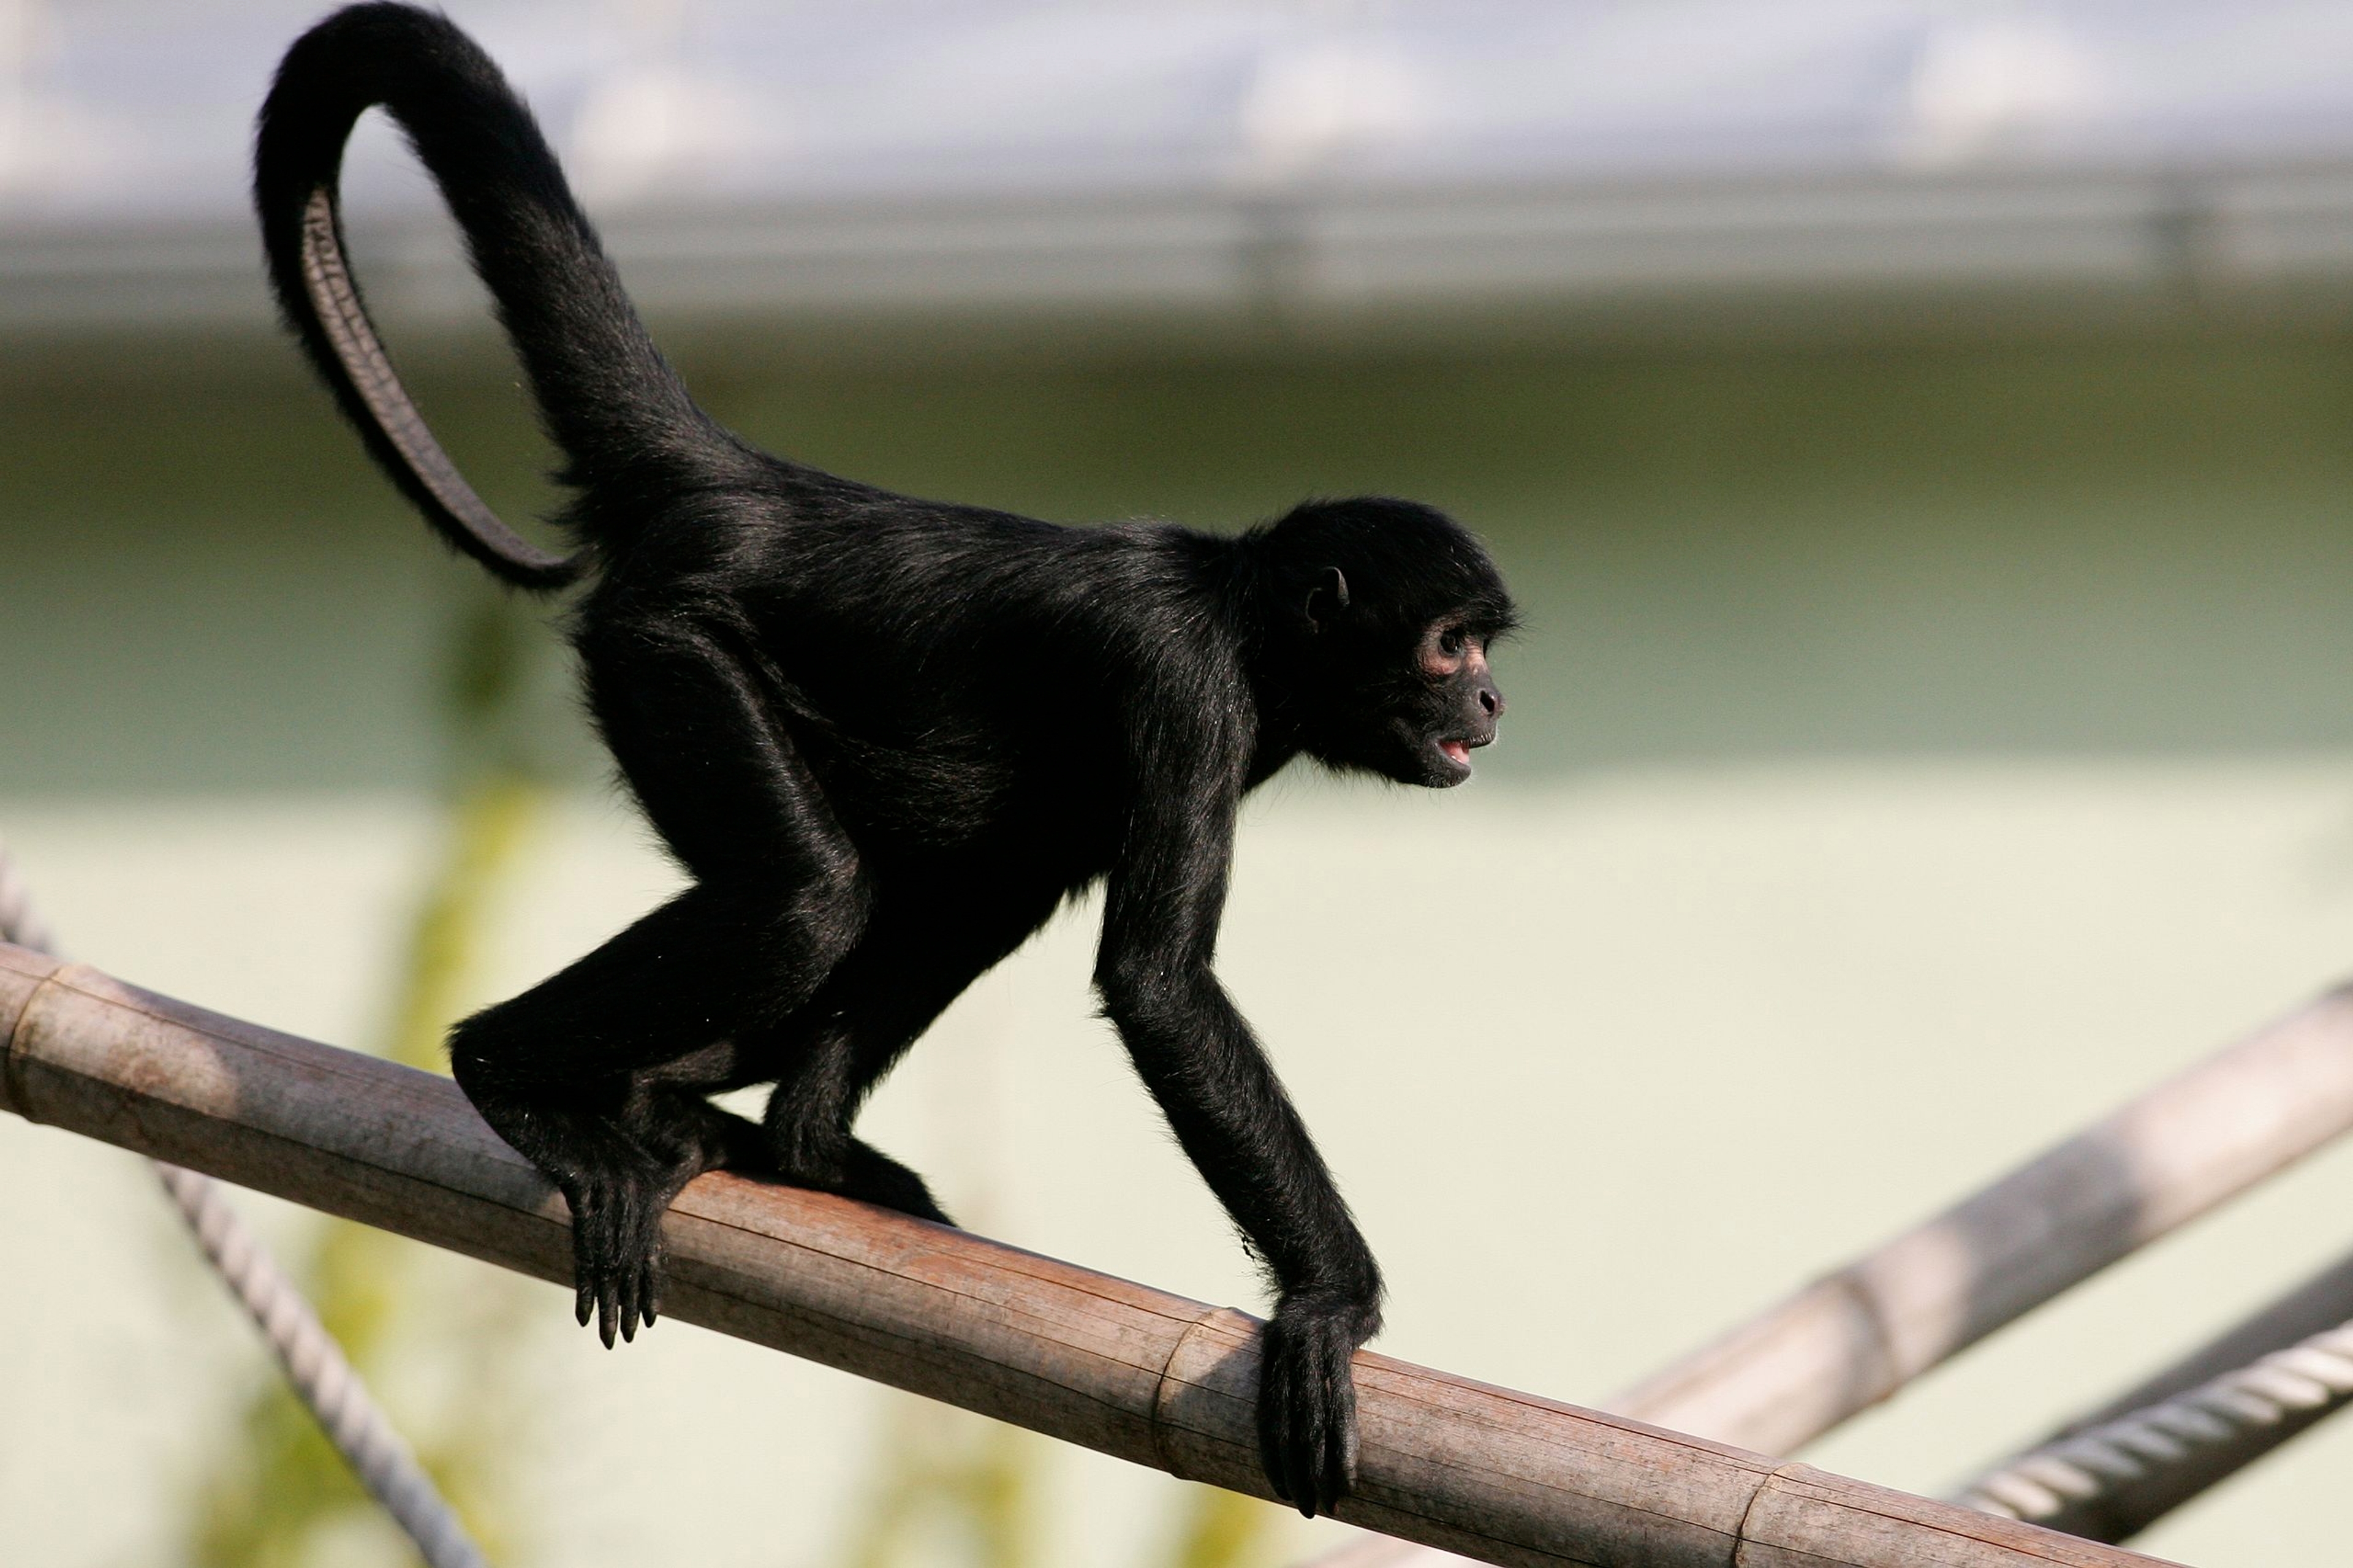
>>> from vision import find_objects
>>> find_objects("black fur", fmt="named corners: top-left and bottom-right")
top-left (255, 3), bottom-right (1515, 1518)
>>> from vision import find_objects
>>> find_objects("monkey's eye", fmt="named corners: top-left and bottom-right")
top-left (1436, 628), bottom-right (1464, 657)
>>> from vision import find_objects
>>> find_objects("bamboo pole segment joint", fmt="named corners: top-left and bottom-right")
top-left (0, 947), bottom-right (62, 1116)
top-left (1735, 1461), bottom-right (1814, 1555)
top-left (1153, 1305), bottom-right (1254, 1482)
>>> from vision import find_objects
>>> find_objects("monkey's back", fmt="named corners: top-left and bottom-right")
top-left (582, 461), bottom-right (1249, 885)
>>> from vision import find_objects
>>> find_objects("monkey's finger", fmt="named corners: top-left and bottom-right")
top-left (1287, 1417), bottom-right (1323, 1520)
top-left (1281, 1369), bottom-right (1324, 1517)
top-left (566, 1183), bottom-right (601, 1328)
top-left (1320, 1339), bottom-right (1360, 1516)
top-left (1327, 1399), bottom-right (1360, 1516)
top-left (1258, 1354), bottom-right (1296, 1506)
top-left (1317, 1403), bottom-right (1352, 1517)
top-left (1303, 1390), bottom-right (1336, 1518)
top-left (615, 1256), bottom-right (640, 1343)
top-left (597, 1274), bottom-right (621, 1349)
top-left (627, 1260), bottom-right (656, 1336)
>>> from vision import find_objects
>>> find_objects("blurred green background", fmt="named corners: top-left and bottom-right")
top-left (12, 330), bottom-right (2353, 796)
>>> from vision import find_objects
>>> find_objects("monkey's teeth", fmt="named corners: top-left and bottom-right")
top-left (1440, 741), bottom-right (1471, 767)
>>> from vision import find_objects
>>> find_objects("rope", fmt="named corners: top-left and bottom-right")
top-left (0, 836), bottom-right (488, 1568)
top-left (1955, 1319), bottom-right (2353, 1523)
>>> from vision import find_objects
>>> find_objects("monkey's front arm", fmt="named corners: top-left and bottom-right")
top-left (1091, 746), bottom-right (1385, 1518)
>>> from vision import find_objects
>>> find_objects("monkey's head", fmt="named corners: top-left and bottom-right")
top-left (1252, 498), bottom-right (1517, 788)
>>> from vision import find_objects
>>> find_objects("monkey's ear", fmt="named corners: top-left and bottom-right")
top-left (1302, 567), bottom-right (1351, 631)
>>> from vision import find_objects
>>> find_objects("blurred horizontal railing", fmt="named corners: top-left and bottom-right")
top-left (12, 162), bottom-right (2353, 345)
top-left (0, 939), bottom-right (2178, 1568)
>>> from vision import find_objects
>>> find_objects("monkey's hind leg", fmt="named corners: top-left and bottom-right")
top-left (449, 883), bottom-right (816, 1347)
top-left (757, 888), bottom-right (1058, 1226)
top-left (466, 621), bottom-right (877, 1343)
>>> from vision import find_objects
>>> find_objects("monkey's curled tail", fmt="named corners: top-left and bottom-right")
top-left (255, 2), bottom-right (721, 589)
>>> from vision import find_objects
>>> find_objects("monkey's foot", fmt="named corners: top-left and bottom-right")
top-left (834, 1140), bottom-right (957, 1226)
top-left (1257, 1292), bottom-right (1380, 1518)
top-left (563, 1162), bottom-right (681, 1347)
top-left (765, 1131), bottom-right (958, 1227)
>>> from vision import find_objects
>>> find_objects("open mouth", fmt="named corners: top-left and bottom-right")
top-left (1425, 731), bottom-right (1491, 784)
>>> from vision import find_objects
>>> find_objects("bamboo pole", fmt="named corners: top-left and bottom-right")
top-left (0, 939), bottom-right (2177, 1568)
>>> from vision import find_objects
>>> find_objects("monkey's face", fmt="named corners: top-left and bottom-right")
top-left (1300, 612), bottom-right (1509, 788)
top-left (1259, 496), bottom-right (1516, 786)
top-left (1352, 618), bottom-right (1504, 787)
top-left (1403, 621), bottom-right (1506, 786)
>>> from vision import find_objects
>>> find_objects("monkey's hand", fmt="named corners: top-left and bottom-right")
top-left (1257, 1288), bottom-right (1382, 1518)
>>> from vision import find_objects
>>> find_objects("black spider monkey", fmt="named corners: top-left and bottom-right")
top-left (256, 3), bottom-right (1513, 1517)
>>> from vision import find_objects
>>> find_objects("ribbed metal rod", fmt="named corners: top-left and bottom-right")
top-left (1955, 1248), bottom-right (2353, 1540)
